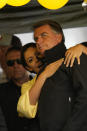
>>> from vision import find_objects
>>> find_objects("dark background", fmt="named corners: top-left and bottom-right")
top-left (0, 0), bottom-right (87, 34)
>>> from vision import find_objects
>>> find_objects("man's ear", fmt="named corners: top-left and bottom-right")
top-left (56, 34), bottom-right (62, 43)
top-left (25, 66), bottom-right (33, 72)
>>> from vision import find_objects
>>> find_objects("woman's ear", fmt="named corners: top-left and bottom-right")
top-left (25, 66), bottom-right (33, 72)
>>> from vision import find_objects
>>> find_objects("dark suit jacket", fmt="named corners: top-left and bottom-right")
top-left (0, 80), bottom-right (40, 131)
top-left (38, 42), bottom-right (87, 131)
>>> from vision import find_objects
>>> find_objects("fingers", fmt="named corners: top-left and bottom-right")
top-left (64, 54), bottom-right (80, 67)
top-left (70, 56), bottom-right (80, 67)
top-left (77, 57), bottom-right (80, 65)
top-left (66, 54), bottom-right (74, 67)
top-left (64, 51), bottom-right (77, 67)
top-left (70, 56), bottom-right (75, 67)
top-left (64, 51), bottom-right (71, 66)
top-left (64, 51), bottom-right (74, 67)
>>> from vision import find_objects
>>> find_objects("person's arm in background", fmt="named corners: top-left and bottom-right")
top-left (64, 42), bottom-right (87, 67)
top-left (17, 58), bottom-right (64, 118)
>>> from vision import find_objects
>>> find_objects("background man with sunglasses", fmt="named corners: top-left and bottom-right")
top-left (0, 46), bottom-right (35, 131)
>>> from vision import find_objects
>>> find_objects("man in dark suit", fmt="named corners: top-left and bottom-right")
top-left (33, 19), bottom-right (87, 131)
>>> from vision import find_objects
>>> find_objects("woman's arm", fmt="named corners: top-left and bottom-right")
top-left (17, 58), bottom-right (63, 118)
top-left (29, 58), bottom-right (64, 105)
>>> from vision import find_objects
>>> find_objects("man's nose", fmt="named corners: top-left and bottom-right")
top-left (37, 36), bottom-right (43, 44)
top-left (13, 61), bottom-right (19, 67)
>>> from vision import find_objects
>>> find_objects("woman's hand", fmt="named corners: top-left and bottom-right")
top-left (64, 44), bottom-right (86, 67)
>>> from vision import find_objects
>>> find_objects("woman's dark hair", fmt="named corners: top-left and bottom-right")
top-left (21, 42), bottom-right (36, 72)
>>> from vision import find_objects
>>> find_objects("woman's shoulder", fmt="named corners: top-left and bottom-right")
top-left (21, 75), bottom-right (37, 94)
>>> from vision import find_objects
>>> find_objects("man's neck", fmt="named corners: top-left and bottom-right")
top-left (44, 42), bottom-right (66, 65)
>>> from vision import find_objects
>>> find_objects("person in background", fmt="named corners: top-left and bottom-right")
top-left (0, 45), bottom-right (9, 83)
top-left (32, 19), bottom-right (87, 131)
top-left (0, 35), bottom-right (22, 82)
top-left (0, 46), bottom-right (37, 131)
top-left (11, 35), bottom-right (22, 47)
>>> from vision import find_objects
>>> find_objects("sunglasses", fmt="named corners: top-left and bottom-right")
top-left (6, 59), bottom-right (22, 67)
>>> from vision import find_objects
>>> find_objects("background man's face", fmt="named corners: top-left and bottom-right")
top-left (34, 25), bottom-right (62, 54)
top-left (6, 50), bottom-right (27, 80)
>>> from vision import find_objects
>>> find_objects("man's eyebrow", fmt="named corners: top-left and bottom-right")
top-left (41, 32), bottom-right (48, 35)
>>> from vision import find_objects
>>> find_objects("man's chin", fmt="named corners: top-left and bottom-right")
top-left (14, 73), bottom-right (23, 78)
top-left (13, 76), bottom-right (24, 81)
top-left (37, 48), bottom-right (44, 55)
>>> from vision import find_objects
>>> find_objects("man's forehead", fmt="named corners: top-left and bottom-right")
top-left (34, 25), bottom-right (51, 35)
